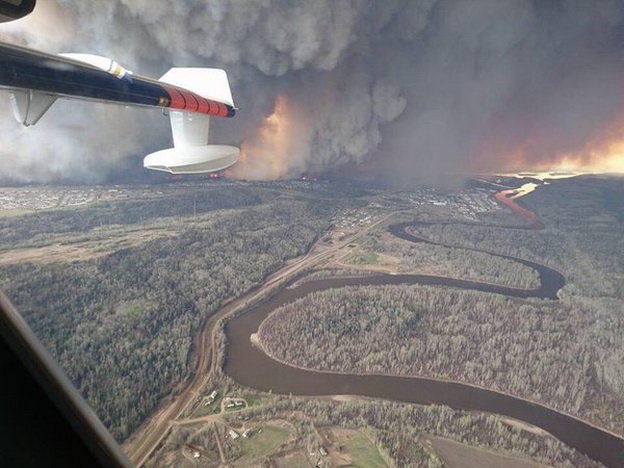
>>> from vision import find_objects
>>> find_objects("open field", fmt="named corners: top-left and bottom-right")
top-left (344, 250), bottom-right (381, 266)
top-left (231, 424), bottom-right (292, 463)
top-left (0, 228), bottom-right (177, 265)
top-left (190, 388), bottom-right (225, 418)
top-left (426, 435), bottom-right (549, 468)
top-left (274, 451), bottom-right (310, 467)
top-left (320, 427), bottom-right (388, 468)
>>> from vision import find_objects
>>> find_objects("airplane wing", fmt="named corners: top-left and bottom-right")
top-left (0, 43), bottom-right (236, 120)
top-left (0, 42), bottom-right (240, 173)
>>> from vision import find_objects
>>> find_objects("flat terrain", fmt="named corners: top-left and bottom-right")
top-left (232, 424), bottom-right (292, 464)
top-left (427, 436), bottom-right (549, 468)
top-left (0, 228), bottom-right (176, 264)
top-left (1, 178), bottom-right (621, 467)
top-left (320, 427), bottom-right (388, 467)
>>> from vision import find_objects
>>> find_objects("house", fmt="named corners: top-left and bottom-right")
top-left (225, 400), bottom-right (245, 409)
top-left (204, 389), bottom-right (219, 405)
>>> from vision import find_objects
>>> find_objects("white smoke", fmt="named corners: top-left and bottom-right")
top-left (0, 0), bottom-right (623, 183)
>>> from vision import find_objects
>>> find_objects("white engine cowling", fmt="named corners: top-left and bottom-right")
top-left (143, 145), bottom-right (239, 174)
top-left (144, 68), bottom-right (239, 174)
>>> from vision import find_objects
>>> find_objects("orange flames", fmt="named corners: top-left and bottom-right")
top-left (228, 95), bottom-right (624, 181)
top-left (227, 95), bottom-right (310, 180)
top-left (493, 119), bottom-right (624, 174)
top-left (502, 141), bottom-right (624, 174)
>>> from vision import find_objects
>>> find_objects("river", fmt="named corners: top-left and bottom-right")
top-left (223, 191), bottom-right (624, 467)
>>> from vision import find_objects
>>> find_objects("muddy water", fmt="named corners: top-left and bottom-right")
top-left (223, 217), bottom-right (624, 467)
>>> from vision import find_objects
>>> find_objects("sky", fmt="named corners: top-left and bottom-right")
top-left (1, 0), bottom-right (624, 184)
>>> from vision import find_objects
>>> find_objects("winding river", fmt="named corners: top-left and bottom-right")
top-left (223, 192), bottom-right (624, 467)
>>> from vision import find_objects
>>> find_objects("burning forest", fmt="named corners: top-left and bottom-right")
top-left (1, 1), bottom-right (624, 183)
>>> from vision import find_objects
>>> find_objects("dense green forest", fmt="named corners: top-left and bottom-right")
top-left (0, 185), bottom-right (346, 440)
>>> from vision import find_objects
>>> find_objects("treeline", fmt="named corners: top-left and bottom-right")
top-left (0, 196), bottom-right (339, 441)
top-left (218, 392), bottom-right (602, 467)
top-left (522, 177), bottom-right (624, 299)
top-left (0, 186), bottom-right (263, 246)
top-left (476, 207), bottom-right (534, 227)
top-left (412, 180), bottom-right (624, 300)
top-left (258, 284), bottom-right (615, 427)
top-left (367, 230), bottom-right (540, 288)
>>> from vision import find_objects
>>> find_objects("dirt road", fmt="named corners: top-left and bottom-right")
top-left (123, 213), bottom-right (395, 466)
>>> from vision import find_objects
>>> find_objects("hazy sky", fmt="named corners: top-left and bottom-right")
top-left (1, 0), bottom-right (624, 183)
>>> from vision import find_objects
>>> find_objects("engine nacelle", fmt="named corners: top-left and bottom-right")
top-left (143, 145), bottom-right (239, 174)
top-left (143, 68), bottom-right (240, 174)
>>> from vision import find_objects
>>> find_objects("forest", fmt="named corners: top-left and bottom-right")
top-left (0, 185), bottom-right (347, 440)
top-left (409, 179), bottom-right (624, 300)
top-left (364, 229), bottom-right (540, 288)
top-left (258, 177), bottom-right (624, 436)
top-left (2, 176), bottom-right (623, 449)
top-left (259, 285), bottom-right (599, 418)
top-left (0, 186), bottom-right (264, 247)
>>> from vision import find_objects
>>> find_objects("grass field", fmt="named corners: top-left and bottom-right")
top-left (329, 428), bottom-right (388, 468)
top-left (345, 250), bottom-right (380, 265)
top-left (191, 389), bottom-right (224, 417)
top-left (427, 436), bottom-right (548, 468)
top-left (0, 208), bottom-right (32, 218)
top-left (275, 451), bottom-right (309, 467)
top-left (233, 424), bottom-right (291, 462)
top-left (192, 401), bottom-right (220, 417)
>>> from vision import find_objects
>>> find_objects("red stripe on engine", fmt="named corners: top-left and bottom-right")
top-left (181, 91), bottom-right (199, 112)
top-left (196, 97), bottom-right (209, 114)
top-left (163, 85), bottom-right (232, 117)
top-left (165, 87), bottom-right (186, 109)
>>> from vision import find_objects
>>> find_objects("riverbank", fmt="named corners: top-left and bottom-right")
top-left (223, 188), bottom-right (624, 467)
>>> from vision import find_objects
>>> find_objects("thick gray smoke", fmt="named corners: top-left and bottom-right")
top-left (1, 0), bottom-right (623, 183)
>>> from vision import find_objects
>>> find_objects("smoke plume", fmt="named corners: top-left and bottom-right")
top-left (1, 0), bottom-right (624, 183)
